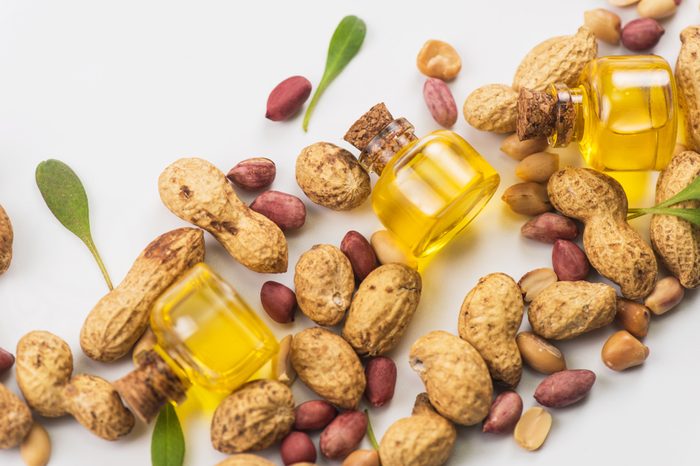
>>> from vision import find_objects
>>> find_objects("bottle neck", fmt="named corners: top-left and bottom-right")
top-left (358, 118), bottom-right (418, 175)
top-left (549, 84), bottom-right (585, 148)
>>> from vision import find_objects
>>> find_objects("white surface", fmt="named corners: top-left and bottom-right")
top-left (1, 1), bottom-right (699, 465)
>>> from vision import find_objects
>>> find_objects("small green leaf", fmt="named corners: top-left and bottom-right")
top-left (303, 15), bottom-right (366, 131)
top-left (151, 404), bottom-right (185, 466)
top-left (628, 206), bottom-right (700, 226)
top-left (364, 409), bottom-right (379, 451)
top-left (36, 159), bottom-right (113, 289)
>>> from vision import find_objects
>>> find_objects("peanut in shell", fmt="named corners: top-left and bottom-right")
top-left (458, 273), bottom-right (524, 388)
top-left (342, 264), bottom-right (422, 356)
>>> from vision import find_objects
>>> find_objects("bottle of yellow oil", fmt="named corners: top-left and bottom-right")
top-left (115, 263), bottom-right (278, 422)
top-left (517, 55), bottom-right (678, 173)
top-left (344, 103), bottom-right (500, 265)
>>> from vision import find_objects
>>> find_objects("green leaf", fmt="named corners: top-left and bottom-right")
top-left (151, 404), bottom-right (185, 466)
top-left (35, 159), bottom-right (113, 290)
top-left (364, 409), bottom-right (379, 451)
top-left (303, 15), bottom-right (366, 131)
top-left (656, 174), bottom-right (700, 208)
top-left (628, 206), bottom-right (700, 226)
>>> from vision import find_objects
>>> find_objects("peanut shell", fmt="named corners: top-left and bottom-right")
top-left (81, 228), bottom-right (205, 362)
top-left (548, 168), bottom-right (657, 299)
top-left (159, 157), bottom-right (287, 273)
top-left (528, 281), bottom-right (617, 340)
top-left (379, 394), bottom-right (456, 466)
top-left (677, 27), bottom-right (700, 152)
top-left (291, 328), bottom-right (366, 410)
top-left (409, 330), bottom-right (492, 426)
top-left (0, 205), bottom-right (12, 275)
top-left (294, 244), bottom-right (354, 326)
top-left (458, 273), bottom-right (524, 388)
top-left (0, 383), bottom-right (33, 449)
top-left (16, 331), bottom-right (73, 417)
top-left (211, 380), bottom-right (295, 453)
top-left (463, 84), bottom-right (518, 133)
top-left (61, 374), bottom-right (135, 441)
top-left (216, 455), bottom-right (276, 466)
top-left (651, 151), bottom-right (700, 288)
top-left (295, 142), bottom-right (370, 211)
top-left (513, 27), bottom-right (598, 92)
top-left (342, 264), bottom-right (422, 355)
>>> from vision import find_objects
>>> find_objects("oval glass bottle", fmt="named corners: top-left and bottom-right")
top-left (115, 263), bottom-right (278, 422)
top-left (518, 55), bottom-right (678, 172)
top-left (344, 103), bottom-right (500, 263)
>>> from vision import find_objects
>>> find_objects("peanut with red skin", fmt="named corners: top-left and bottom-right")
top-left (320, 411), bottom-right (368, 460)
top-left (280, 431), bottom-right (317, 465)
top-left (521, 213), bottom-right (578, 244)
top-left (552, 239), bottom-right (590, 281)
top-left (266, 76), bottom-right (312, 121)
top-left (483, 391), bottom-right (523, 434)
top-left (294, 400), bottom-right (337, 431)
top-left (340, 231), bottom-right (379, 281)
top-left (423, 78), bottom-right (458, 128)
top-left (0, 347), bottom-right (14, 374)
top-left (621, 18), bottom-right (664, 51)
top-left (227, 158), bottom-right (276, 190)
top-left (250, 191), bottom-right (306, 231)
top-left (260, 281), bottom-right (297, 324)
top-left (534, 369), bottom-right (595, 408)
top-left (364, 356), bottom-right (397, 407)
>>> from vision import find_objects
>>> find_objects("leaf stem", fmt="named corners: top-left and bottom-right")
top-left (364, 409), bottom-right (379, 451)
top-left (85, 237), bottom-right (113, 290)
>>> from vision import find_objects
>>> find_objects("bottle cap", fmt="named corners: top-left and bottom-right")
top-left (516, 88), bottom-right (557, 141)
top-left (114, 350), bottom-right (189, 423)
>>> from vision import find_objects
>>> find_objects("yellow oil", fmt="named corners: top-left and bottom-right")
top-left (372, 131), bottom-right (499, 262)
top-left (578, 56), bottom-right (678, 172)
top-left (151, 263), bottom-right (278, 394)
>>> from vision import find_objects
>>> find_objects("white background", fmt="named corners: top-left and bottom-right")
top-left (1, 1), bottom-right (699, 465)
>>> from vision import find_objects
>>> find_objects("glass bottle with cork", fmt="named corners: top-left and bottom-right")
top-left (517, 55), bottom-right (679, 173)
top-left (344, 103), bottom-right (500, 267)
top-left (115, 263), bottom-right (278, 422)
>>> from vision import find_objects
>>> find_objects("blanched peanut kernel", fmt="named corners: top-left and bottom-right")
top-left (602, 330), bottom-right (649, 371)
top-left (416, 40), bottom-right (462, 80)
top-left (516, 332), bottom-right (566, 374)
top-left (615, 298), bottom-right (650, 338)
top-left (644, 276), bottom-right (684, 315)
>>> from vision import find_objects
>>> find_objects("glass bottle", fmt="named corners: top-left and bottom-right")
top-left (344, 103), bottom-right (500, 264)
top-left (517, 55), bottom-right (678, 172)
top-left (115, 263), bottom-right (278, 422)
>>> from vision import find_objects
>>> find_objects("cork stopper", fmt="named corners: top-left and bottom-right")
top-left (344, 103), bottom-right (395, 151)
top-left (344, 103), bottom-right (418, 175)
top-left (114, 350), bottom-right (189, 423)
top-left (516, 88), bottom-right (557, 141)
